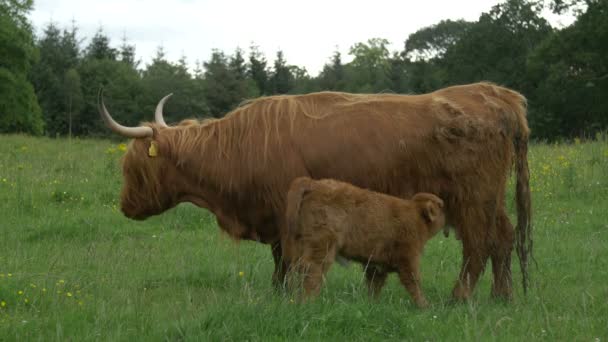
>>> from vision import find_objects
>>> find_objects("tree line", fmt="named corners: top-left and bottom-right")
top-left (1, 0), bottom-right (606, 140)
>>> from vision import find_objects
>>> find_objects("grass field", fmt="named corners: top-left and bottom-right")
top-left (1, 134), bottom-right (607, 341)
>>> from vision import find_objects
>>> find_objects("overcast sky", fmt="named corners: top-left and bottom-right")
top-left (28, 0), bottom-right (574, 76)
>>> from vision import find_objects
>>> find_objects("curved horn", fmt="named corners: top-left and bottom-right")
top-left (154, 93), bottom-right (173, 128)
top-left (98, 89), bottom-right (153, 138)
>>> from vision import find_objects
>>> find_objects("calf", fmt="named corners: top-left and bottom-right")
top-left (282, 177), bottom-right (446, 308)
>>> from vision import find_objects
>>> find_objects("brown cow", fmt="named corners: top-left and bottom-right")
top-left (99, 82), bottom-right (531, 301)
top-left (282, 177), bottom-right (446, 308)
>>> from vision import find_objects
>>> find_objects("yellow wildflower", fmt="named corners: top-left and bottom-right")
top-left (17, 290), bottom-right (23, 295)
top-left (66, 292), bottom-right (73, 297)
top-left (42, 288), bottom-right (47, 293)
top-left (1, 301), bottom-right (5, 307)
top-left (117, 143), bottom-right (127, 152)
top-left (24, 298), bottom-right (29, 304)
top-left (29, 283), bottom-right (36, 288)
top-left (239, 271), bottom-right (244, 277)
top-left (58, 279), bottom-right (65, 284)
top-left (7, 273), bottom-right (12, 277)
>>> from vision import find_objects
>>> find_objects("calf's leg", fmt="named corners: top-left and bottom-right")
top-left (364, 265), bottom-right (388, 299)
top-left (271, 242), bottom-right (288, 289)
top-left (397, 255), bottom-right (428, 308)
top-left (300, 242), bottom-right (336, 300)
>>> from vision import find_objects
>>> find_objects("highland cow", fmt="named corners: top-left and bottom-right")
top-left (99, 82), bottom-right (531, 301)
top-left (282, 177), bottom-right (446, 308)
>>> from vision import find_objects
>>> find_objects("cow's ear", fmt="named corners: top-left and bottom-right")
top-left (421, 200), bottom-right (439, 223)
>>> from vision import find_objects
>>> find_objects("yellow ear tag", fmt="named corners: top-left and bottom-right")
top-left (148, 141), bottom-right (158, 157)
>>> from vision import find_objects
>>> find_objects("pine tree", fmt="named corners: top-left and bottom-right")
top-left (248, 44), bottom-right (268, 95)
top-left (319, 50), bottom-right (345, 90)
top-left (31, 21), bottom-right (83, 136)
top-left (86, 28), bottom-right (117, 61)
top-left (63, 68), bottom-right (83, 138)
top-left (204, 50), bottom-right (241, 117)
top-left (229, 47), bottom-right (247, 80)
top-left (269, 50), bottom-right (294, 94)
top-left (119, 34), bottom-right (138, 69)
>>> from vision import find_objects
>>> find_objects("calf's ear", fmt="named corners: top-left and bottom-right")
top-left (421, 201), bottom-right (439, 223)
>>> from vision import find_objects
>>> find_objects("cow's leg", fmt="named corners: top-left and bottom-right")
top-left (397, 255), bottom-right (428, 308)
top-left (452, 207), bottom-right (491, 301)
top-left (271, 242), bottom-right (288, 289)
top-left (490, 208), bottom-right (514, 300)
top-left (364, 265), bottom-right (388, 299)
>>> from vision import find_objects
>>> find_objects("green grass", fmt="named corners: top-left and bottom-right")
top-left (1, 134), bottom-right (607, 341)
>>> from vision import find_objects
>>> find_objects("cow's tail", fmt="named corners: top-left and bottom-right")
top-left (507, 89), bottom-right (532, 296)
top-left (285, 177), bottom-right (314, 236)
top-left (515, 132), bottom-right (532, 295)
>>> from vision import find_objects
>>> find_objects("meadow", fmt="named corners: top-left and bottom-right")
top-left (0, 134), bottom-right (607, 341)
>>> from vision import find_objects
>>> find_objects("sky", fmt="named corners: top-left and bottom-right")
top-left (28, 0), bottom-right (575, 76)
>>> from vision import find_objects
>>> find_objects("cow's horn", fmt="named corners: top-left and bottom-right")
top-left (155, 93), bottom-right (173, 128)
top-left (98, 90), bottom-right (153, 138)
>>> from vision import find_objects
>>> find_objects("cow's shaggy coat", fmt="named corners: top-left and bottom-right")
top-left (112, 82), bottom-right (531, 300)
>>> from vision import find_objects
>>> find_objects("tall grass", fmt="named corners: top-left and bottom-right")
top-left (0, 134), bottom-right (607, 340)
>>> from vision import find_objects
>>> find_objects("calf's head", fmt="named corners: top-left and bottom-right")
top-left (412, 193), bottom-right (446, 236)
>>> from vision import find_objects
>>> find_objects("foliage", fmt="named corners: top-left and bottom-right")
top-left (347, 38), bottom-right (392, 92)
top-left (269, 50), bottom-right (294, 94)
top-left (441, 0), bottom-right (552, 91)
top-left (248, 44), bottom-right (268, 96)
top-left (2, 0), bottom-right (608, 139)
top-left (85, 28), bottom-right (117, 61)
top-left (203, 50), bottom-right (245, 117)
top-left (527, 0), bottom-right (608, 139)
top-left (0, 70), bottom-right (43, 134)
top-left (30, 23), bottom-right (81, 136)
top-left (0, 0), bottom-right (43, 134)
top-left (403, 19), bottom-right (474, 61)
top-left (140, 48), bottom-right (207, 124)
top-left (318, 50), bottom-right (345, 91)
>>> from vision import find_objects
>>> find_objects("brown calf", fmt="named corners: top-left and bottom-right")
top-left (283, 177), bottom-right (446, 308)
